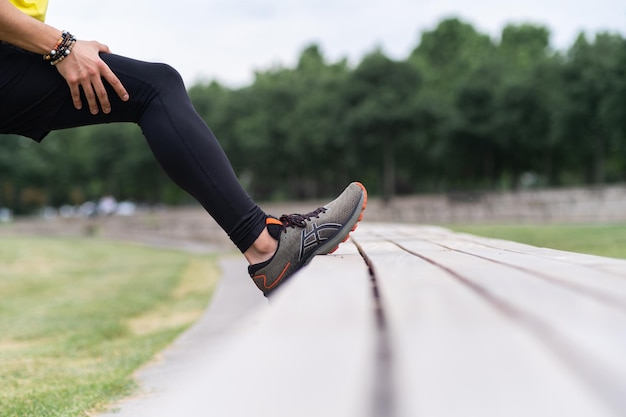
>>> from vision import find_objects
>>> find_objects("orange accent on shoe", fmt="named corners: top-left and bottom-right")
top-left (355, 182), bottom-right (368, 208)
top-left (253, 262), bottom-right (291, 290)
top-left (266, 217), bottom-right (283, 226)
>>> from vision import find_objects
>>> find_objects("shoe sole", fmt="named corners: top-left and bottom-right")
top-left (304, 182), bottom-right (368, 262)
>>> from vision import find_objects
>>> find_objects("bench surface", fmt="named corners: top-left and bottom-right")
top-left (100, 223), bottom-right (626, 417)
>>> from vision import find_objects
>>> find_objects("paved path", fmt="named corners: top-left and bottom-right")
top-left (98, 256), bottom-right (268, 417)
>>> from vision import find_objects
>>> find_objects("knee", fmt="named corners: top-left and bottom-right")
top-left (147, 63), bottom-right (186, 94)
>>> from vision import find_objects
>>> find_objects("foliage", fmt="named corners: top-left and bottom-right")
top-left (1, 18), bottom-right (625, 212)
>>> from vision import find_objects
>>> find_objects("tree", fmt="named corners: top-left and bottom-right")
top-left (410, 18), bottom-right (494, 98)
top-left (285, 45), bottom-right (352, 197)
top-left (448, 65), bottom-right (502, 188)
top-left (492, 24), bottom-right (557, 188)
top-left (409, 18), bottom-right (496, 191)
top-left (560, 32), bottom-right (625, 184)
top-left (345, 50), bottom-right (421, 200)
top-left (499, 24), bottom-right (551, 73)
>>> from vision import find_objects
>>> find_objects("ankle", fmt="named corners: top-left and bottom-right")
top-left (244, 228), bottom-right (278, 265)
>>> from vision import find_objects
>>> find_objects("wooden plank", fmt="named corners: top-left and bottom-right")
top-left (364, 224), bottom-right (626, 307)
top-left (439, 229), bottom-right (626, 279)
top-left (356, 223), bottom-right (621, 417)
top-left (411, 230), bottom-right (626, 306)
top-left (153, 252), bottom-right (377, 417)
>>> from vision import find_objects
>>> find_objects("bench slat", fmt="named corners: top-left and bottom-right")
top-left (356, 224), bottom-right (621, 417)
top-left (175, 253), bottom-right (377, 417)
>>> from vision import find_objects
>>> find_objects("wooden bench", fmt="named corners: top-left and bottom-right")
top-left (101, 222), bottom-right (626, 417)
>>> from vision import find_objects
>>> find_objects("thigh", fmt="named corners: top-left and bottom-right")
top-left (0, 42), bottom-right (66, 141)
top-left (0, 44), bottom-right (162, 142)
top-left (47, 54), bottom-right (171, 133)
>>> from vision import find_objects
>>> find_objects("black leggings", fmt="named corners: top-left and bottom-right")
top-left (0, 44), bottom-right (266, 252)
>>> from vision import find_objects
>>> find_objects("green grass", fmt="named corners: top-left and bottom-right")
top-left (0, 237), bottom-right (218, 417)
top-left (450, 223), bottom-right (626, 259)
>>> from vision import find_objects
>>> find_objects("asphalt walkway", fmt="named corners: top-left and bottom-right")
top-left (98, 256), bottom-right (268, 417)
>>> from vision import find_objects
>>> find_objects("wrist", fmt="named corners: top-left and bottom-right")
top-left (43, 30), bottom-right (76, 65)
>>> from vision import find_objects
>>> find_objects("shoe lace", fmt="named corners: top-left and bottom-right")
top-left (279, 207), bottom-right (327, 229)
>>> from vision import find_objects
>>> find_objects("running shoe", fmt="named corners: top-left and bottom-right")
top-left (248, 182), bottom-right (367, 296)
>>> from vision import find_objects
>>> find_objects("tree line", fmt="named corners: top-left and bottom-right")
top-left (1, 17), bottom-right (625, 214)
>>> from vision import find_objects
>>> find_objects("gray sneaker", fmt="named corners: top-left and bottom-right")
top-left (248, 182), bottom-right (367, 296)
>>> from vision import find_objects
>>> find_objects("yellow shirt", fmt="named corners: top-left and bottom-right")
top-left (9, 0), bottom-right (49, 22)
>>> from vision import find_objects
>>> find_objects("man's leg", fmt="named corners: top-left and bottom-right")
top-left (1, 46), bottom-right (367, 296)
top-left (46, 54), bottom-right (270, 254)
top-left (51, 60), bottom-right (369, 296)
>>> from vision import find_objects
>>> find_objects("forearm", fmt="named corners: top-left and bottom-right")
top-left (0, 0), bottom-right (60, 54)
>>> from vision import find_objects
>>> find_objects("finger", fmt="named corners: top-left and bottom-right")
top-left (103, 69), bottom-right (129, 102)
top-left (81, 81), bottom-right (100, 115)
top-left (92, 77), bottom-right (112, 114)
top-left (68, 82), bottom-right (83, 110)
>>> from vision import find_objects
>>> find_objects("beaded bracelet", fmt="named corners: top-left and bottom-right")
top-left (43, 30), bottom-right (73, 61)
top-left (49, 38), bottom-right (76, 66)
top-left (43, 31), bottom-right (77, 65)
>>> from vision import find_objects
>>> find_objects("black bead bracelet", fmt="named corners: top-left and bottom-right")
top-left (43, 31), bottom-right (77, 65)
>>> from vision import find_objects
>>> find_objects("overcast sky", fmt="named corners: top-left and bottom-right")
top-left (46, 0), bottom-right (625, 87)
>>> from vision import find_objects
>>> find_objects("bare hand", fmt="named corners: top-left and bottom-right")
top-left (55, 40), bottom-right (129, 114)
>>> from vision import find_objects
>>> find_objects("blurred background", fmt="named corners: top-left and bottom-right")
top-left (1, 0), bottom-right (625, 227)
